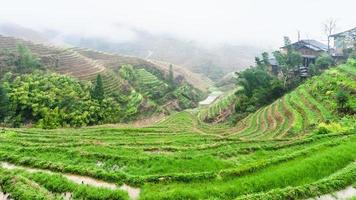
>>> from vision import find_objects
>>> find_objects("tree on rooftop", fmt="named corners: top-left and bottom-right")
top-left (273, 37), bottom-right (302, 88)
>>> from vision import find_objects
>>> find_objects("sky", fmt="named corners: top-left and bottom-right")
top-left (0, 0), bottom-right (356, 48)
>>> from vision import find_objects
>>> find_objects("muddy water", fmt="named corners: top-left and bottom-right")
top-left (0, 162), bottom-right (140, 200)
top-left (308, 186), bottom-right (356, 200)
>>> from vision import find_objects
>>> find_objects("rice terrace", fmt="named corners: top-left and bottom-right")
top-left (0, 0), bottom-right (356, 200)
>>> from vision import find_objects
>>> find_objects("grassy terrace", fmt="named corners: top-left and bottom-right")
top-left (0, 65), bottom-right (355, 199)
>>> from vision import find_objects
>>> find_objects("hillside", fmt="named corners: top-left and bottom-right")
top-left (71, 47), bottom-right (212, 92)
top-left (0, 62), bottom-right (355, 199)
top-left (0, 35), bottom-right (206, 120)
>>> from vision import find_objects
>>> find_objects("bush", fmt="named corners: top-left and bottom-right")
top-left (317, 126), bottom-right (330, 135)
top-left (315, 53), bottom-right (334, 69)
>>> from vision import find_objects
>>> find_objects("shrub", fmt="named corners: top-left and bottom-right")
top-left (317, 126), bottom-right (330, 135)
top-left (315, 53), bottom-right (334, 69)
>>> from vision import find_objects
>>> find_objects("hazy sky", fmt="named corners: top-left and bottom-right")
top-left (1, 0), bottom-right (356, 47)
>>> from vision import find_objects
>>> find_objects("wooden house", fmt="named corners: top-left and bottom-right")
top-left (330, 27), bottom-right (356, 57)
top-left (281, 40), bottom-right (328, 68)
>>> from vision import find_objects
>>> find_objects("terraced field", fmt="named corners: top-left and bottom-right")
top-left (135, 68), bottom-right (168, 97)
top-left (0, 35), bottom-right (105, 78)
top-left (0, 65), bottom-right (355, 199)
top-left (0, 35), bottom-right (200, 97)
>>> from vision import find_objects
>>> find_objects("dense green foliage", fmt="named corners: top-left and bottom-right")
top-left (234, 60), bottom-right (285, 116)
top-left (1, 72), bottom-right (121, 128)
top-left (0, 84), bottom-right (8, 121)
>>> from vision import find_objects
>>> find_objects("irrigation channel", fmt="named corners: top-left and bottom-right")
top-left (0, 162), bottom-right (140, 200)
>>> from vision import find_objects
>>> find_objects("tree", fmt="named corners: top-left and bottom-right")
top-left (323, 18), bottom-right (337, 53)
top-left (308, 64), bottom-right (320, 76)
top-left (15, 44), bottom-right (41, 72)
top-left (119, 64), bottom-right (136, 82)
top-left (336, 89), bottom-right (348, 113)
top-left (315, 53), bottom-right (334, 69)
top-left (91, 74), bottom-right (105, 101)
top-left (273, 37), bottom-right (302, 88)
top-left (0, 84), bottom-right (9, 121)
top-left (261, 52), bottom-right (270, 66)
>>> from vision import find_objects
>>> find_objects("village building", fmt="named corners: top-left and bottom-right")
top-left (330, 27), bottom-right (356, 57)
top-left (281, 40), bottom-right (328, 68)
top-left (269, 39), bottom-right (328, 78)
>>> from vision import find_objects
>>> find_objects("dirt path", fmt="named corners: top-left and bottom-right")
top-left (307, 186), bottom-right (356, 200)
top-left (0, 162), bottom-right (140, 200)
top-left (0, 193), bottom-right (12, 200)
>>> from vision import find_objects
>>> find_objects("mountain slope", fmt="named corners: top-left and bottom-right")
top-left (0, 34), bottom-right (205, 118)
top-left (0, 63), bottom-right (354, 200)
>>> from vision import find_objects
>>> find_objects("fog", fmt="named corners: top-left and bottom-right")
top-left (0, 0), bottom-right (356, 48)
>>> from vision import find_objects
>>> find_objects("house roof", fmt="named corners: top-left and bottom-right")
top-left (283, 39), bottom-right (328, 52)
top-left (330, 27), bottom-right (356, 37)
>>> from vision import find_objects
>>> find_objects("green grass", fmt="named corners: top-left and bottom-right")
top-left (140, 135), bottom-right (356, 199)
top-left (0, 64), bottom-right (355, 200)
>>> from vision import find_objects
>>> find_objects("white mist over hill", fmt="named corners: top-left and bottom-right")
top-left (1, 0), bottom-right (356, 47)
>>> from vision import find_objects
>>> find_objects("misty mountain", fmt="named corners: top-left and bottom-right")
top-left (0, 23), bottom-right (264, 80)
top-left (61, 30), bottom-right (263, 80)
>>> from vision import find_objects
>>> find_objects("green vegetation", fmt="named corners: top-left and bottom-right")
top-left (1, 72), bottom-right (121, 128)
top-left (91, 74), bottom-right (105, 101)
top-left (234, 54), bottom-right (285, 120)
top-left (198, 89), bottom-right (239, 122)
top-left (0, 44), bottom-right (203, 128)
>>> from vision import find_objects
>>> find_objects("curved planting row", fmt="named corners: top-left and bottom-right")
top-left (55, 50), bottom-right (105, 79)
top-left (299, 86), bottom-right (333, 121)
top-left (209, 81), bottom-right (333, 140)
